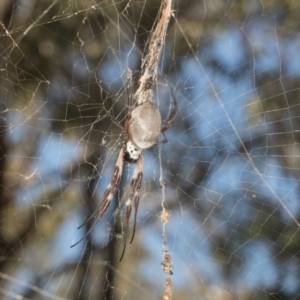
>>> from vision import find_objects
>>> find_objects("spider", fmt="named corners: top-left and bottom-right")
top-left (71, 84), bottom-right (177, 261)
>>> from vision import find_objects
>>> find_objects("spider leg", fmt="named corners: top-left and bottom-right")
top-left (126, 68), bottom-right (133, 114)
top-left (160, 84), bottom-right (178, 134)
top-left (109, 116), bottom-right (126, 135)
top-left (119, 154), bottom-right (143, 261)
top-left (119, 202), bottom-right (132, 262)
top-left (71, 146), bottom-right (125, 248)
top-left (76, 188), bottom-right (111, 230)
top-left (155, 132), bottom-right (168, 146)
top-left (154, 84), bottom-right (178, 146)
top-left (130, 171), bottom-right (143, 244)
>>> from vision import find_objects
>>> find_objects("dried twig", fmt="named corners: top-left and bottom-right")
top-left (134, 0), bottom-right (173, 105)
top-left (131, 1), bottom-right (175, 297)
top-left (162, 277), bottom-right (173, 300)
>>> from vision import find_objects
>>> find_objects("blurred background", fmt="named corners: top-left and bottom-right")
top-left (1, 0), bottom-right (300, 299)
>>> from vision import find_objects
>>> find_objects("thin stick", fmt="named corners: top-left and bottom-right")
top-left (134, 0), bottom-right (173, 105)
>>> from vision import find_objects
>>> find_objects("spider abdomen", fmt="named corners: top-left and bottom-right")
top-left (129, 102), bottom-right (162, 149)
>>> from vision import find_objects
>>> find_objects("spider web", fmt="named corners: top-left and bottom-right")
top-left (1, 0), bottom-right (300, 299)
